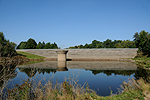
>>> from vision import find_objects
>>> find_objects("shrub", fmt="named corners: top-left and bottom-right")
top-left (0, 32), bottom-right (17, 57)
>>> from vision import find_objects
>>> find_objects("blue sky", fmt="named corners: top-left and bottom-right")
top-left (0, 0), bottom-right (150, 48)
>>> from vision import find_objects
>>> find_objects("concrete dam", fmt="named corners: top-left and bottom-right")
top-left (17, 48), bottom-right (138, 61)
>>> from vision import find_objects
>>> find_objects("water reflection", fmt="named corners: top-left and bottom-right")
top-left (17, 61), bottom-right (138, 70)
top-left (0, 63), bottom-right (17, 97)
top-left (134, 67), bottom-right (150, 82)
top-left (89, 70), bottom-right (136, 76)
top-left (18, 67), bottom-right (137, 77)
top-left (57, 61), bottom-right (68, 71)
top-left (1, 61), bottom-right (149, 97)
top-left (17, 61), bottom-right (138, 77)
top-left (19, 68), bottom-right (56, 77)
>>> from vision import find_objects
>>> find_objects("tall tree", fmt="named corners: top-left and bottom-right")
top-left (133, 32), bottom-right (140, 48)
top-left (26, 38), bottom-right (37, 49)
top-left (84, 43), bottom-right (90, 48)
top-left (36, 42), bottom-right (44, 49)
top-left (51, 42), bottom-right (58, 49)
top-left (44, 42), bottom-right (51, 49)
top-left (133, 30), bottom-right (150, 55)
top-left (91, 40), bottom-right (103, 48)
top-left (17, 42), bottom-right (27, 49)
top-left (142, 34), bottom-right (150, 55)
top-left (133, 30), bottom-right (149, 52)
top-left (102, 39), bottom-right (113, 48)
top-left (42, 41), bottom-right (45, 48)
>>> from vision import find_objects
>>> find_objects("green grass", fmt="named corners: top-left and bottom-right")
top-left (132, 57), bottom-right (150, 68)
top-left (17, 51), bottom-right (46, 60)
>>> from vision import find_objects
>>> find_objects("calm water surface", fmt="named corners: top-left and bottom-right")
top-left (1, 61), bottom-right (144, 96)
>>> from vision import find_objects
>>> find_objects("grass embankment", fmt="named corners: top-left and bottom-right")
top-left (17, 51), bottom-right (45, 60)
top-left (16, 51), bottom-right (46, 64)
top-left (132, 57), bottom-right (150, 69)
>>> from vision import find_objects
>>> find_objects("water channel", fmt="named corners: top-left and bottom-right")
top-left (0, 61), bottom-right (149, 97)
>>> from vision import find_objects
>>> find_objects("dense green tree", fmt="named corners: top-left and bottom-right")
top-left (91, 40), bottom-right (103, 48)
top-left (142, 34), bottom-right (150, 55)
top-left (79, 45), bottom-right (84, 48)
top-left (114, 40), bottom-right (136, 48)
top-left (0, 32), bottom-right (17, 57)
top-left (102, 39), bottom-right (114, 48)
top-left (26, 38), bottom-right (37, 49)
top-left (42, 41), bottom-right (45, 48)
top-left (36, 42), bottom-right (44, 49)
top-left (44, 42), bottom-right (51, 49)
top-left (138, 30), bottom-right (149, 52)
top-left (17, 40), bottom-right (58, 49)
top-left (113, 40), bottom-right (122, 48)
top-left (17, 42), bottom-right (22, 49)
top-left (50, 42), bottom-right (58, 49)
top-left (133, 30), bottom-right (150, 55)
top-left (17, 42), bottom-right (27, 49)
top-left (133, 32), bottom-right (140, 48)
top-left (84, 43), bottom-right (90, 48)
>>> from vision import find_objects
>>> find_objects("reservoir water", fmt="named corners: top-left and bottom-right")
top-left (1, 61), bottom-right (147, 97)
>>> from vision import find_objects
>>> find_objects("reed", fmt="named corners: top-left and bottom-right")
top-left (5, 76), bottom-right (150, 100)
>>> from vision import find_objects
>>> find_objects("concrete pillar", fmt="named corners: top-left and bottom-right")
top-left (56, 50), bottom-right (68, 61)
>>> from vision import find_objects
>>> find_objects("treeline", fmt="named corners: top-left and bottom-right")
top-left (0, 32), bottom-right (17, 57)
top-left (17, 38), bottom-right (58, 49)
top-left (69, 30), bottom-right (150, 55)
top-left (69, 39), bottom-right (136, 49)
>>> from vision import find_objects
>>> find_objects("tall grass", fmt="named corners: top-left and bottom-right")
top-left (6, 74), bottom-right (97, 100)
top-left (4, 76), bottom-right (150, 100)
top-left (132, 52), bottom-right (150, 69)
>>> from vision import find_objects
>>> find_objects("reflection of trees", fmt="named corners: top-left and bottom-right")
top-left (0, 64), bottom-right (17, 86)
top-left (89, 70), bottom-right (136, 76)
top-left (0, 63), bottom-right (17, 98)
top-left (18, 68), bottom-right (56, 77)
top-left (134, 68), bottom-right (150, 82)
top-left (40, 69), bottom-right (56, 74)
top-left (19, 68), bottom-right (37, 77)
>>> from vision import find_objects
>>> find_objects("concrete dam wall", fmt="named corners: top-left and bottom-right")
top-left (17, 48), bottom-right (138, 60)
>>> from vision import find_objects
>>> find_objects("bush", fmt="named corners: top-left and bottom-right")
top-left (0, 32), bottom-right (17, 57)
